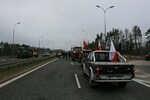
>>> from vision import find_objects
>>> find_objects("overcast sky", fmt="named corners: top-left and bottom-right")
top-left (0, 0), bottom-right (150, 50)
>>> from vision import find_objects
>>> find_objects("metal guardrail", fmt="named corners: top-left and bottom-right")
top-left (0, 56), bottom-right (54, 70)
top-left (0, 58), bottom-right (38, 67)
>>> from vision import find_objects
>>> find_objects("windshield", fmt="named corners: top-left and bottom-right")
top-left (73, 47), bottom-right (82, 51)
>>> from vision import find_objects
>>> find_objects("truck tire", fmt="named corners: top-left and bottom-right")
top-left (117, 82), bottom-right (127, 88)
top-left (83, 72), bottom-right (86, 76)
top-left (89, 73), bottom-right (97, 88)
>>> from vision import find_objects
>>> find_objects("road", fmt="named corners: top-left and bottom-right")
top-left (0, 59), bottom-right (150, 100)
top-left (129, 60), bottom-right (150, 73)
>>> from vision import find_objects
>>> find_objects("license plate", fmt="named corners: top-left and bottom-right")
top-left (108, 76), bottom-right (123, 80)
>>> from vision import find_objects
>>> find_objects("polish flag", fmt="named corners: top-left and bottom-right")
top-left (83, 40), bottom-right (88, 47)
top-left (98, 40), bottom-right (102, 51)
top-left (109, 40), bottom-right (118, 62)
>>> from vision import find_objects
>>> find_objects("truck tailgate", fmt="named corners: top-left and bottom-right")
top-left (99, 65), bottom-right (134, 74)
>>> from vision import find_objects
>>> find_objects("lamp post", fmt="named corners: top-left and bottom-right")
top-left (96, 5), bottom-right (114, 43)
top-left (12, 22), bottom-right (20, 56)
top-left (77, 37), bottom-right (82, 47)
top-left (39, 35), bottom-right (43, 55)
top-left (82, 30), bottom-right (88, 42)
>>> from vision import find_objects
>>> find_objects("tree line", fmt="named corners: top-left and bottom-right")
top-left (0, 42), bottom-right (51, 57)
top-left (0, 25), bottom-right (150, 57)
top-left (86, 25), bottom-right (150, 56)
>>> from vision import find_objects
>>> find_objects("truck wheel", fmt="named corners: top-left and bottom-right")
top-left (89, 74), bottom-right (97, 88)
top-left (117, 82), bottom-right (127, 88)
top-left (83, 70), bottom-right (86, 76)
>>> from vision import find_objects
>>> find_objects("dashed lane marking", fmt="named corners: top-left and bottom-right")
top-left (75, 73), bottom-right (81, 89)
top-left (71, 62), bottom-right (74, 65)
top-left (0, 58), bottom-right (58, 88)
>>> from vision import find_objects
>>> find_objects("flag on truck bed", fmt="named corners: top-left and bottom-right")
top-left (98, 40), bottom-right (102, 51)
top-left (109, 40), bottom-right (118, 62)
top-left (83, 40), bottom-right (88, 47)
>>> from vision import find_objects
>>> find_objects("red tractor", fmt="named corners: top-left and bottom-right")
top-left (71, 47), bottom-right (82, 61)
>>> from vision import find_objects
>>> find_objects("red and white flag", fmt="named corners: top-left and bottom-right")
top-left (109, 40), bottom-right (118, 62)
top-left (98, 40), bottom-right (102, 51)
top-left (83, 40), bottom-right (88, 47)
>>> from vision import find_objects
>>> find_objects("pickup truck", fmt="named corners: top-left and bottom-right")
top-left (82, 50), bottom-right (135, 88)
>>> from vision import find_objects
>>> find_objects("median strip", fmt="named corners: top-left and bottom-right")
top-left (75, 73), bottom-right (81, 89)
top-left (0, 58), bottom-right (58, 88)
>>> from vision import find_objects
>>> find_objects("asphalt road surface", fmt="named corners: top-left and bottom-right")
top-left (0, 59), bottom-right (150, 100)
top-left (129, 60), bottom-right (150, 74)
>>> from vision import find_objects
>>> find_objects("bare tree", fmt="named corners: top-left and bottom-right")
top-left (132, 25), bottom-right (142, 49)
top-left (145, 28), bottom-right (150, 52)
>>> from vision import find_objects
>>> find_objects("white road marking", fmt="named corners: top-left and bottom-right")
top-left (71, 62), bottom-right (73, 65)
top-left (0, 58), bottom-right (58, 88)
top-left (138, 70), bottom-right (150, 76)
top-left (133, 79), bottom-right (150, 88)
top-left (135, 69), bottom-right (140, 73)
top-left (75, 73), bottom-right (81, 89)
top-left (136, 75), bottom-right (149, 78)
top-left (134, 79), bottom-right (150, 84)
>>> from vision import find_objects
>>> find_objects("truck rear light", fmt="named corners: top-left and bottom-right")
top-left (96, 66), bottom-right (100, 77)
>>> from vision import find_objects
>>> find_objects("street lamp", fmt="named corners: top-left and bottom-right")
top-left (39, 35), bottom-right (43, 55)
top-left (82, 30), bottom-right (88, 42)
top-left (12, 22), bottom-right (20, 56)
top-left (77, 37), bottom-right (82, 47)
top-left (96, 5), bottom-right (114, 43)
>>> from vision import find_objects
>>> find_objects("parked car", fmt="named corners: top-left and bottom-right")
top-left (43, 52), bottom-right (50, 57)
top-left (145, 52), bottom-right (150, 61)
top-left (82, 50), bottom-right (135, 88)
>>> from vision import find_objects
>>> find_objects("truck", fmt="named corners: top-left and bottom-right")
top-left (56, 50), bottom-right (62, 57)
top-left (33, 51), bottom-right (38, 57)
top-left (71, 46), bottom-right (82, 61)
top-left (17, 46), bottom-right (33, 58)
top-left (82, 50), bottom-right (135, 88)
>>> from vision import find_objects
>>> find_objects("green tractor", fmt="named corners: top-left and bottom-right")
top-left (17, 46), bottom-right (33, 58)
